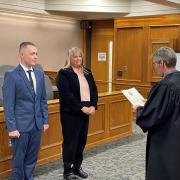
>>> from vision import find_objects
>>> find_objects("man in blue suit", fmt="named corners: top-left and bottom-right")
top-left (3, 42), bottom-right (49, 180)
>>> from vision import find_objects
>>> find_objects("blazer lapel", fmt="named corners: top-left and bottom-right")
top-left (34, 69), bottom-right (39, 100)
top-left (69, 67), bottom-right (81, 92)
top-left (17, 64), bottom-right (35, 98)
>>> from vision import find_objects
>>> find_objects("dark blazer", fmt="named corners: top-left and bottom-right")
top-left (56, 66), bottom-right (98, 114)
top-left (3, 64), bottom-right (48, 132)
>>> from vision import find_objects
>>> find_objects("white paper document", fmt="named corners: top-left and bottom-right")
top-left (121, 88), bottom-right (146, 106)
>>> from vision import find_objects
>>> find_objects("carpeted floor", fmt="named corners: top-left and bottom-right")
top-left (3, 123), bottom-right (147, 180)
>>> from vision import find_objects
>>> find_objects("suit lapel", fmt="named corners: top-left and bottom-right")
top-left (17, 64), bottom-right (35, 98)
top-left (34, 69), bottom-right (39, 99)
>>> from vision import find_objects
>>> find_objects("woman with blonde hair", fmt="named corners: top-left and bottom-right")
top-left (56, 47), bottom-right (98, 180)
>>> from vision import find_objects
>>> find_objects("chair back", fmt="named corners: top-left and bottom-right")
top-left (0, 65), bottom-right (15, 76)
top-left (0, 76), bottom-right (4, 106)
top-left (44, 75), bottom-right (54, 100)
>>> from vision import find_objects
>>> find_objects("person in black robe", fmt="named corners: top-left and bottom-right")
top-left (133, 46), bottom-right (180, 180)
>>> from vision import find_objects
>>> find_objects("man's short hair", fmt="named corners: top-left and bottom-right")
top-left (153, 46), bottom-right (177, 67)
top-left (19, 42), bottom-right (36, 52)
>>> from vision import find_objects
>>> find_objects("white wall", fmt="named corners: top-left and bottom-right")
top-left (0, 11), bottom-right (82, 71)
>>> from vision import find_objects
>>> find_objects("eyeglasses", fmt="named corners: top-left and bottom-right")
top-left (152, 62), bottom-right (160, 65)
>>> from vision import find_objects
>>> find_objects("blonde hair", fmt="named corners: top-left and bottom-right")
top-left (64, 47), bottom-right (84, 68)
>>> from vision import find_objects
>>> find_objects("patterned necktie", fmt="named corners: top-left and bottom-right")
top-left (27, 70), bottom-right (35, 94)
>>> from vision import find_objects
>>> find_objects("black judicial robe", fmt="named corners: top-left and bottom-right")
top-left (136, 71), bottom-right (180, 180)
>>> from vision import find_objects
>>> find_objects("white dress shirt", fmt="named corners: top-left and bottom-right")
top-left (20, 64), bottom-right (37, 94)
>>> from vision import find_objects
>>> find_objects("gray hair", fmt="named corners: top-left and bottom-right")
top-left (153, 46), bottom-right (177, 67)
top-left (64, 47), bottom-right (83, 68)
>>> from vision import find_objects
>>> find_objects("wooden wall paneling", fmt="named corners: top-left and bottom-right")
top-left (112, 84), bottom-right (150, 121)
top-left (178, 25), bottom-right (180, 51)
top-left (141, 26), bottom-right (150, 84)
top-left (38, 101), bottom-right (62, 165)
top-left (113, 84), bottom-right (150, 99)
top-left (148, 39), bottom-right (175, 82)
top-left (38, 103), bottom-right (62, 164)
top-left (148, 25), bottom-right (179, 82)
top-left (109, 95), bottom-right (132, 137)
top-left (87, 92), bottom-right (132, 148)
top-left (114, 14), bottom-right (180, 89)
top-left (115, 14), bottom-right (180, 28)
top-left (91, 20), bottom-right (114, 93)
top-left (150, 25), bottom-right (179, 40)
top-left (91, 29), bottom-right (112, 85)
top-left (113, 27), bottom-right (118, 87)
top-left (87, 101), bottom-right (107, 147)
top-left (115, 27), bottom-right (143, 84)
top-left (95, 80), bottom-right (108, 93)
top-left (0, 116), bottom-right (12, 178)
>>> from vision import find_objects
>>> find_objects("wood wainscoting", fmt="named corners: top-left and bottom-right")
top-left (0, 91), bottom-right (132, 178)
top-left (114, 14), bottom-right (180, 86)
top-left (88, 15), bottom-right (180, 94)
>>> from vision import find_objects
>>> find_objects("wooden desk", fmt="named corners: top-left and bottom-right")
top-left (0, 91), bottom-right (132, 178)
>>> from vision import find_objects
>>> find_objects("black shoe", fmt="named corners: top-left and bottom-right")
top-left (63, 172), bottom-right (80, 180)
top-left (74, 167), bottom-right (88, 178)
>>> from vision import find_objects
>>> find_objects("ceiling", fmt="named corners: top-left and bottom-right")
top-left (0, 0), bottom-right (180, 20)
top-left (44, 0), bottom-right (180, 19)
top-left (147, 0), bottom-right (180, 8)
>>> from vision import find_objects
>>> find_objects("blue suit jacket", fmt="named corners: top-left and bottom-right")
top-left (3, 64), bottom-right (48, 132)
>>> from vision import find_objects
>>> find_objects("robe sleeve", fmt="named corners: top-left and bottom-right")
top-left (136, 83), bottom-right (174, 132)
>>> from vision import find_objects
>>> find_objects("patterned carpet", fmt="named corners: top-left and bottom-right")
top-left (3, 123), bottom-right (147, 180)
